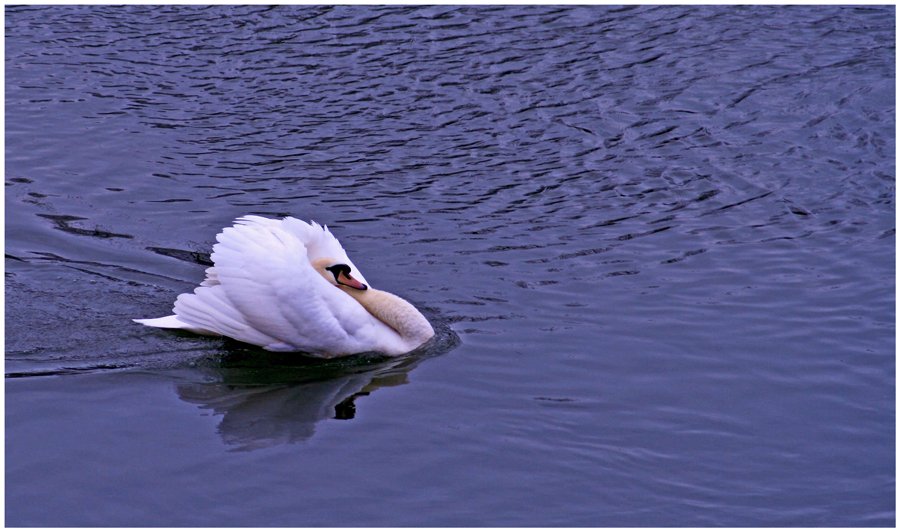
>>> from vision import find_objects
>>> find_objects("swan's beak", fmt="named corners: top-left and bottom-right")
top-left (336, 271), bottom-right (367, 290)
top-left (324, 263), bottom-right (368, 290)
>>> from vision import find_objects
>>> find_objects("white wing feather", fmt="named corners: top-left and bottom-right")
top-left (238, 215), bottom-right (369, 285)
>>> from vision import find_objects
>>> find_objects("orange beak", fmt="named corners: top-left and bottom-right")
top-left (336, 271), bottom-right (367, 290)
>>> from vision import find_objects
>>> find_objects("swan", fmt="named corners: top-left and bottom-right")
top-left (134, 215), bottom-right (435, 357)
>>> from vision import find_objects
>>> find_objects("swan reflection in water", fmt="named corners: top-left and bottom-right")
top-left (173, 327), bottom-right (456, 451)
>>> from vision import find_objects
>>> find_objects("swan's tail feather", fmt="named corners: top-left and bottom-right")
top-left (173, 285), bottom-right (281, 347)
top-left (135, 286), bottom-right (284, 349)
top-left (133, 315), bottom-right (183, 328)
top-left (132, 315), bottom-right (219, 336)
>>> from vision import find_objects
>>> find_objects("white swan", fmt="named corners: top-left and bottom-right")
top-left (134, 215), bottom-right (435, 357)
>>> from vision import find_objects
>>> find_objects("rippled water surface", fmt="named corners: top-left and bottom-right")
top-left (5, 5), bottom-right (895, 526)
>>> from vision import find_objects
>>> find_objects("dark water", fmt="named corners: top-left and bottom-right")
top-left (5, 5), bottom-right (895, 526)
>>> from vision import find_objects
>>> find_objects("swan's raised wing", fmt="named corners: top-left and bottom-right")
top-left (238, 215), bottom-right (370, 286)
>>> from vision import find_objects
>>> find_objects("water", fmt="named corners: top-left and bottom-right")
top-left (5, 5), bottom-right (894, 526)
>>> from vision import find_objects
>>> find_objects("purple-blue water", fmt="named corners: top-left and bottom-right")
top-left (6, 5), bottom-right (894, 526)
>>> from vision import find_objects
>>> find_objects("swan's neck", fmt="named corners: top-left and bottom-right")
top-left (342, 287), bottom-right (434, 347)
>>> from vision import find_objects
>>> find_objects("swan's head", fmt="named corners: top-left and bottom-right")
top-left (311, 257), bottom-right (368, 290)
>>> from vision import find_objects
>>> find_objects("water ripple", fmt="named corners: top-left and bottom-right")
top-left (5, 5), bottom-right (894, 526)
